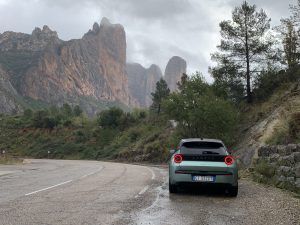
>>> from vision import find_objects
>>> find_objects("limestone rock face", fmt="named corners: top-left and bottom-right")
top-left (0, 26), bottom-right (60, 52)
top-left (164, 56), bottom-right (187, 92)
top-left (21, 18), bottom-right (131, 106)
top-left (0, 18), bottom-right (134, 114)
top-left (0, 66), bottom-right (22, 114)
top-left (127, 63), bottom-right (148, 107)
top-left (127, 63), bottom-right (162, 107)
top-left (145, 64), bottom-right (163, 106)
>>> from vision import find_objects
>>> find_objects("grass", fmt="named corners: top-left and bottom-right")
top-left (0, 113), bottom-right (174, 163)
top-left (237, 81), bottom-right (300, 147)
top-left (264, 111), bottom-right (300, 145)
top-left (239, 83), bottom-right (293, 125)
top-left (0, 156), bottom-right (22, 165)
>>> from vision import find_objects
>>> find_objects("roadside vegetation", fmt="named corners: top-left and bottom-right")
top-left (0, 156), bottom-right (22, 165)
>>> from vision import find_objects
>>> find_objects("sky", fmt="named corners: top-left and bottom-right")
top-left (0, 0), bottom-right (295, 81)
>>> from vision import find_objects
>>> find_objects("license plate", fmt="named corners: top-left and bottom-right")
top-left (192, 175), bottom-right (215, 182)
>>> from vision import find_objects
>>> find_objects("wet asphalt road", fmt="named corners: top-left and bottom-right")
top-left (0, 159), bottom-right (299, 225)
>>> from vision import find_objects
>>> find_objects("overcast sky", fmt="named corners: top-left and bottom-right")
top-left (0, 0), bottom-right (295, 81)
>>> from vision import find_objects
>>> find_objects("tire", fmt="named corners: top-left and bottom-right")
top-left (228, 185), bottom-right (238, 197)
top-left (169, 181), bottom-right (178, 194)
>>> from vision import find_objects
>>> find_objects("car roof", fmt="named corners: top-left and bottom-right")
top-left (180, 138), bottom-right (224, 144)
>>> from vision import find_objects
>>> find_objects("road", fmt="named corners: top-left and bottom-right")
top-left (0, 159), bottom-right (299, 225)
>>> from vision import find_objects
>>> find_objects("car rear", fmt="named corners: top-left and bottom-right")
top-left (169, 139), bottom-right (238, 196)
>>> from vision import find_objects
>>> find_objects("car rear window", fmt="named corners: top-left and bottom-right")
top-left (180, 141), bottom-right (227, 155)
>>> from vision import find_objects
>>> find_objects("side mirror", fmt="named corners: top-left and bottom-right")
top-left (170, 149), bottom-right (176, 155)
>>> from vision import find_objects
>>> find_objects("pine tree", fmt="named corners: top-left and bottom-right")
top-left (211, 1), bottom-right (273, 103)
top-left (282, 19), bottom-right (299, 68)
top-left (277, 1), bottom-right (300, 69)
top-left (151, 78), bottom-right (170, 115)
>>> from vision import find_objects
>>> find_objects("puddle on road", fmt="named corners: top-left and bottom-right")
top-left (132, 170), bottom-right (246, 225)
top-left (134, 180), bottom-right (194, 225)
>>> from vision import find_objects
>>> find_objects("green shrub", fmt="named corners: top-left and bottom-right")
top-left (73, 105), bottom-right (83, 117)
top-left (23, 109), bottom-right (33, 119)
top-left (97, 107), bottom-right (124, 129)
top-left (254, 160), bottom-right (276, 178)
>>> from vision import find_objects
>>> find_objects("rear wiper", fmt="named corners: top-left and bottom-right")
top-left (202, 151), bottom-right (219, 155)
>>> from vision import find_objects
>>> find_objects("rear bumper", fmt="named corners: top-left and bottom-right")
top-left (169, 162), bottom-right (238, 187)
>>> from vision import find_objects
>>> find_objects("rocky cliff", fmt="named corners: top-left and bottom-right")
top-left (164, 56), bottom-right (187, 92)
top-left (0, 18), bottom-right (188, 113)
top-left (127, 63), bottom-right (162, 107)
top-left (0, 18), bottom-right (134, 115)
top-left (127, 56), bottom-right (187, 107)
top-left (0, 66), bottom-right (23, 114)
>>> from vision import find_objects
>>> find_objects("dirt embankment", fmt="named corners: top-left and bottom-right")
top-left (236, 82), bottom-right (300, 166)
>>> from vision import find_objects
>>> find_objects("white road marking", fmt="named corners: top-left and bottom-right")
top-left (139, 180), bottom-right (166, 213)
top-left (25, 167), bottom-right (104, 196)
top-left (80, 167), bottom-right (104, 179)
top-left (25, 180), bottom-right (73, 196)
top-left (135, 185), bottom-right (149, 198)
top-left (145, 167), bottom-right (156, 180)
top-left (139, 185), bottom-right (149, 195)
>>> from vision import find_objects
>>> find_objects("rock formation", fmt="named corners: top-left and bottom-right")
top-left (0, 18), bottom-right (134, 115)
top-left (0, 66), bottom-right (23, 114)
top-left (127, 63), bottom-right (162, 107)
top-left (0, 18), bottom-right (188, 114)
top-left (127, 55), bottom-right (187, 107)
top-left (164, 56), bottom-right (187, 92)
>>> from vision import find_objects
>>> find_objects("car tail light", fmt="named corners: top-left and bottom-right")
top-left (224, 155), bottom-right (234, 166)
top-left (174, 154), bottom-right (183, 163)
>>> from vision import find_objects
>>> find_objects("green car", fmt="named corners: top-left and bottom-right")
top-left (169, 138), bottom-right (238, 196)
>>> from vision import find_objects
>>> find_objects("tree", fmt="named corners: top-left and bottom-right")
top-left (290, 0), bottom-right (300, 25)
top-left (32, 110), bottom-right (49, 128)
top-left (211, 1), bottom-right (273, 103)
top-left (276, 1), bottom-right (300, 69)
top-left (97, 107), bottom-right (124, 129)
top-left (151, 78), bottom-right (170, 114)
top-left (164, 74), bottom-right (238, 144)
top-left (210, 57), bottom-right (244, 103)
top-left (282, 20), bottom-right (299, 68)
top-left (73, 105), bottom-right (83, 117)
top-left (31, 110), bottom-right (57, 129)
top-left (275, 19), bottom-right (299, 69)
top-left (177, 73), bottom-right (188, 91)
top-left (62, 103), bottom-right (73, 118)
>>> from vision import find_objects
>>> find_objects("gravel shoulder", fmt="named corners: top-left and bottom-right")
top-left (131, 169), bottom-right (300, 225)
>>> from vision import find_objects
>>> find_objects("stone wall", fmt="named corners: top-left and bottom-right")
top-left (257, 144), bottom-right (300, 192)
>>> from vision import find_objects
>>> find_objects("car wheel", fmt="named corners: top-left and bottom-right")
top-left (169, 181), bottom-right (178, 194)
top-left (228, 185), bottom-right (238, 197)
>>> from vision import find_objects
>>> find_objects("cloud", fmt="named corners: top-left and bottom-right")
top-left (0, 0), bottom-right (294, 81)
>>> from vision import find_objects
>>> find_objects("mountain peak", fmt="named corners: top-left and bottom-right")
top-left (100, 17), bottom-right (111, 26)
top-left (32, 25), bottom-right (58, 39)
top-left (164, 56), bottom-right (187, 92)
top-left (99, 17), bottom-right (123, 29)
top-left (92, 22), bottom-right (100, 33)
